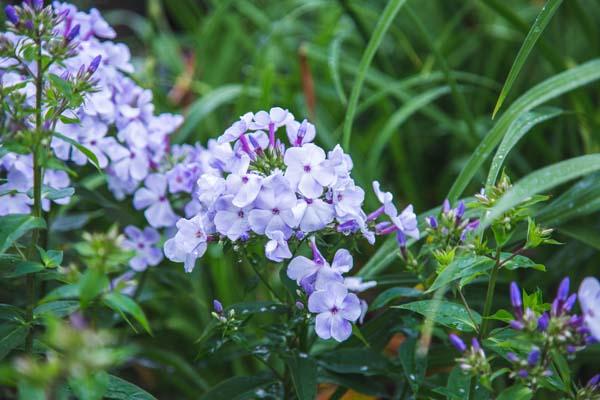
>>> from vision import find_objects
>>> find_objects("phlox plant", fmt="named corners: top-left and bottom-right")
top-left (0, 1), bottom-right (599, 400)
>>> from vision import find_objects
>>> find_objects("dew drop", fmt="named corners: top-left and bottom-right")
top-left (299, 352), bottom-right (308, 358)
top-left (360, 366), bottom-right (369, 372)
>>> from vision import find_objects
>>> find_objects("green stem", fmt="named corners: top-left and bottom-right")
top-left (480, 249), bottom-right (501, 338)
top-left (244, 252), bottom-right (285, 303)
top-left (25, 34), bottom-right (45, 353)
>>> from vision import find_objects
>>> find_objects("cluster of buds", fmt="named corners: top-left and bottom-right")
top-left (449, 334), bottom-right (491, 378)
top-left (425, 199), bottom-right (479, 248)
top-left (506, 347), bottom-right (552, 389)
top-left (575, 374), bottom-right (600, 399)
top-left (211, 299), bottom-right (242, 335)
top-left (509, 279), bottom-right (593, 355)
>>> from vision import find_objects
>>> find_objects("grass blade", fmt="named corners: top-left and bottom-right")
top-left (486, 107), bottom-right (563, 187)
top-left (447, 59), bottom-right (600, 202)
top-left (342, 0), bottom-right (408, 150)
top-left (492, 0), bottom-right (564, 118)
top-left (480, 154), bottom-right (600, 230)
top-left (368, 86), bottom-right (450, 170)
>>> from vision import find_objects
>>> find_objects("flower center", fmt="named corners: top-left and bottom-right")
top-left (337, 194), bottom-right (343, 201)
top-left (238, 210), bottom-right (245, 218)
top-left (330, 306), bottom-right (339, 314)
top-left (137, 243), bottom-right (145, 249)
top-left (195, 230), bottom-right (204, 238)
top-left (90, 139), bottom-right (97, 146)
top-left (159, 195), bottom-right (166, 202)
top-left (272, 208), bottom-right (280, 215)
top-left (303, 165), bottom-right (311, 172)
top-left (130, 152), bottom-right (136, 159)
top-left (242, 176), bottom-right (249, 184)
top-left (305, 198), bottom-right (313, 205)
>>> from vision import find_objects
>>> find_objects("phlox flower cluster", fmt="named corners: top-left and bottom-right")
top-left (0, 1), bottom-right (183, 216)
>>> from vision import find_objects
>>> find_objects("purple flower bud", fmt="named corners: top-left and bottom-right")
top-left (456, 201), bottom-right (465, 219)
top-left (5, 5), bottom-right (19, 25)
top-left (587, 374), bottom-right (600, 388)
top-left (24, 20), bottom-right (33, 30)
top-left (527, 348), bottom-right (540, 366)
top-left (510, 282), bottom-right (522, 317)
top-left (295, 119), bottom-right (308, 146)
top-left (28, 0), bottom-right (43, 10)
top-left (426, 216), bottom-right (438, 228)
top-left (65, 24), bottom-right (80, 42)
top-left (396, 230), bottom-right (406, 248)
top-left (537, 312), bottom-right (549, 331)
top-left (557, 277), bottom-right (570, 301)
top-left (87, 55), bottom-right (102, 74)
top-left (337, 220), bottom-right (359, 235)
top-left (569, 315), bottom-right (583, 328)
top-left (510, 320), bottom-right (525, 330)
top-left (295, 301), bottom-right (304, 310)
top-left (563, 293), bottom-right (577, 312)
top-left (309, 236), bottom-right (325, 265)
top-left (213, 299), bottom-right (223, 314)
top-left (295, 231), bottom-right (305, 240)
top-left (507, 352), bottom-right (520, 363)
top-left (247, 135), bottom-right (263, 155)
top-left (471, 338), bottom-right (481, 351)
top-left (448, 334), bottom-right (467, 353)
top-left (566, 345), bottom-right (576, 354)
top-left (518, 369), bottom-right (529, 378)
top-left (442, 199), bottom-right (451, 213)
top-left (551, 298), bottom-right (560, 316)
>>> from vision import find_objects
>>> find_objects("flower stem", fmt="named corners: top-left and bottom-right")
top-left (480, 249), bottom-right (501, 339)
top-left (25, 34), bottom-right (45, 353)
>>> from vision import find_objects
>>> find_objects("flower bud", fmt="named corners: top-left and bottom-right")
top-left (426, 216), bottom-right (438, 229)
top-left (5, 5), bottom-right (19, 25)
top-left (213, 299), bottom-right (223, 314)
top-left (24, 20), bottom-right (34, 30)
top-left (295, 301), bottom-right (304, 310)
top-left (449, 333), bottom-right (467, 353)
top-left (87, 55), bottom-right (102, 74)
top-left (65, 24), bottom-right (80, 42)
top-left (537, 312), bottom-right (549, 331)
top-left (557, 277), bottom-right (570, 302)
top-left (527, 347), bottom-right (540, 366)
top-left (510, 282), bottom-right (522, 318)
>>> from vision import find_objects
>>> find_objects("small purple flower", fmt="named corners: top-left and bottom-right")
top-left (122, 225), bottom-right (163, 271)
top-left (24, 19), bottom-right (33, 30)
top-left (284, 143), bottom-right (335, 198)
top-left (308, 282), bottom-right (361, 342)
top-left (264, 230), bottom-right (292, 262)
top-left (225, 169), bottom-right (263, 208)
top-left (294, 197), bottom-right (335, 233)
top-left (133, 174), bottom-right (178, 228)
top-left (331, 182), bottom-right (365, 219)
top-left (287, 237), bottom-right (343, 294)
top-left (426, 216), bottom-right (438, 229)
top-left (286, 119), bottom-right (315, 146)
top-left (218, 112), bottom-right (253, 144)
top-left (507, 352), bottom-right (520, 363)
top-left (518, 369), bottom-right (529, 379)
top-left (213, 195), bottom-right (251, 241)
top-left (579, 277), bottom-right (600, 340)
top-left (557, 277), bottom-right (570, 302)
top-left (5, 5), bottom-right (19, 25)
top-left (448, 333), bottom-right (467, 353)
top-left (164, 215), bottom-right (209, 273)
top-left (250, 107), bottom-right (293, 147)
top-left (248, 173), bottom-right (298, 237)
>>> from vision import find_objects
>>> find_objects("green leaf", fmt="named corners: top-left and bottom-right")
top-left (368, 86), bottom-right (450, 169)
top-left (0, 323), bottom-right (28, 360)
top-left (48, 73), bottom-right (74, 99)
top-left (394, 300), bottom-right (481, 332)
top-left (370, 286), bottom-right (423, 310)
top-left (444, 366), bottom-right (471, 400)
top-left (69, 371), bottom-right (109, 400)
top-left (38, 248), bottom-right (63, 268)
top-left (447, 59), bottom-right (600, 202)
top-left (342, 0), bottom-right (408, 149)
top-left (39, 185), bottom-right (75, 201)
top-left (486, 309), bottom-right (514, 323)
top-left (427, 256), bottom-right (495, 293)
top-left (2, 261), bottom-right (45, 278)
top-left (492, 0), bottom-right (564, 118)
top-left (52, 132), bottom-right (100, 170)
top-left (174, 84), bottom-right (258, 144)
top-left (34, 300), bottom-right (79, 320)
top-left (0, 304), bottom-right (25, 322)
top-left (227, 301), bottom-right (288, 316)
top-left (481, 154), bottom-right (600, 230)
top-left (318, 348), bottom-right (390, 376)
top-left (198, 375), bottom-right (277, 400)
top-left (284, 353), bottom-right (317, 400)
top-left (398, 337), bottom-right (426, 393)
top-left (104, 374), bottom-right (157, 400)
top-left (103, 292), bottom-right (151, 334)
top-left (0, 214), bottom-right (46, 254)
top-left (486, 107), bottom-right (563, 187)
top-left (502, 254), bottom-right (545, 271)
top-left (79, 268), bottom-right (109, 308)
top-left (41, 283), bottom-right (80, 303)
top-left (496, 384), bottom-right (533, 400)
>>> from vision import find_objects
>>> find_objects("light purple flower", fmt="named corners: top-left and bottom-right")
top-left (579, 277), bottom-right (600, 340)
top-left (164, 215), bottom-right (209, 272)
top-left (294, 198), bottom-right (335, 233)
top-left (287, 237), bottom-right (343, 293)
top-left (225, 169), bottom-right (262, 208)
top-left (218, 112), bottom-right (254, 144)
top-left (250, 107), bottom-right (294, 147)
top-left (328, 145), bottom-right (354, 182)
top-left (133, 174), bottom-right (178, 228)
top-left (248, 173), bottom-right (298, 237)
top-left (331, 181), bottom-right (364, 219)
top-left (264, 230), bottom-right (292, 262)
top-left (167, 163), bottom-right (199, 194)
top-left (372, 181), bottom-right (396, 216)
top-left (308, 282), bottom-right (361, 342)
top-left (196, 174), bottom-right (226, 209)
top-left (284, 143), bottom-right (335, 198)
top-left (213, 195), bottom-right (251, 241)
top-left (122, 226), bottom-right (163, 271)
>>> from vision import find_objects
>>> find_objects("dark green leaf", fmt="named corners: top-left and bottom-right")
top-left (80, 268), bottom-right (109, 308)
top-left (104, 292), bottom-right (151, 334)
top-left (0, 214), bottom-right (46, 254)
top-left (496, 384), bottom-right (533, 400)
top-left (104, 375), bottom-right (157, 400)
top-left (198, 375), bottom-right (277, 400)
top-left (318, 348), bottom-right (390, 376)
top-left (370, 286), bottom-right (423, 310)
top-left (283, 353), bottom-right (317, 400)
top-left (394, 300), bottom-right (481, 332)
top-left (0, 323), bottom-right (28, 360)
top-left (428, 256), bottom-right (495, 293)
top-left (33, 300), bottom-right (79, 320)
